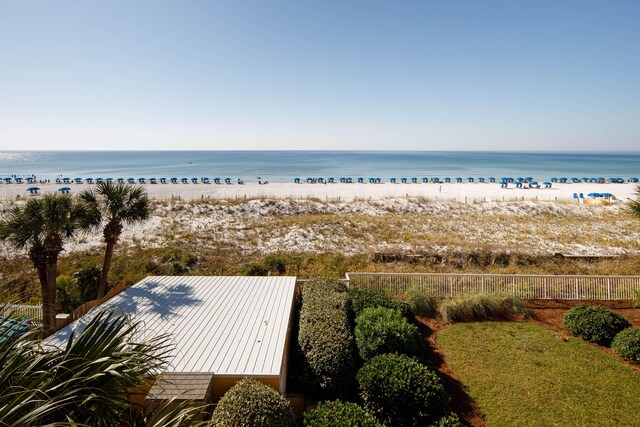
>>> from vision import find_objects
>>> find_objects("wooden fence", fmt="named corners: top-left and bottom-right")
top-left (345, 272), bottom-right (640, 300)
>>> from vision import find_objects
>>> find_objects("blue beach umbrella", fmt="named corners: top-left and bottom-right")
top-left (3, 177), bottom-right (12, 183)
top-left (478, 177), bottom-right (485, 183)
top-left (455, 177), bottom-right (462, 183)
top-left (467, 177), bottom-right (474, 182)
top-left (411, 177), bottom-right (417, 183)
top-left (444, 177), bottom-right (451, 183)
top-left (27, 186), bottom-right (40, 193)
top-left (587, 192), bottom-right (601, 197)
top-left (149, 178), bottom-right (157, 184)
top-left (630, 177), bottom-right (639, 183)
top-left (390, 178), bottom-right (396, 183)
top-left (191, 178), bottom-right (198, 183)
top-left (358, 177), bottom-right (365, 183)
top-left (328, 177), bottom-right (335, 183)
top-left (58, 187), bottom-right (71, 194)
top-left (488, 177), bottom-right (496, 183)
top-left (294, 178), bottom-right (301, 183)
top-left (160, 178), bottom-right (167, 183)
top-left (74, 178), bottom-right (83, 183)
top-left (401, 177), bottom-right (408, 183)
top-left (117, 178), bottom-right (124, 183)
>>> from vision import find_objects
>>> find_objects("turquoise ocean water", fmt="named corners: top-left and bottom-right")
top-left (0, 151), bottom-right (639, 183)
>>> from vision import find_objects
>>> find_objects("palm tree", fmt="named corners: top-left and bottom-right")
top-left (0, 194), bottom-right (87, 330)
top-left (629, 185), bottom-right (640, 218)
top-left (0, 308), bottom-right (202, 426)
top-left (79, 181), bottom-right (150, 298)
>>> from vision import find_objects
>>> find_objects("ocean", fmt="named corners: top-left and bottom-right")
top-left (1, 151), bottom-right (639, 183)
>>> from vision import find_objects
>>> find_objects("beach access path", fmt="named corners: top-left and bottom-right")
top-left (0, 182), bottom-right (636, 203)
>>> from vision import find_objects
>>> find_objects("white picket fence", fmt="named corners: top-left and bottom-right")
top-left (345, 272), bottom-right (640, 300)
top-left (0, 304), bottom-right (43, 322)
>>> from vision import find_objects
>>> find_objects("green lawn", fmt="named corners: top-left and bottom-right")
top-left (438, 322), bottom-right (640, 427)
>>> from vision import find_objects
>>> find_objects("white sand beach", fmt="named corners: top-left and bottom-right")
top-left (0, 182), bottom-right (637, 203)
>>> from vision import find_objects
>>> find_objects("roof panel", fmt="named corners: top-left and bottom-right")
top-left (45, 276), bottom-right (297, 376)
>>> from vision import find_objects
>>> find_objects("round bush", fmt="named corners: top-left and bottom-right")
top-left (355, 307), bottom-right (422, 361)
top-left (357, 353), bottom-right (449, 427)
top-left (210, 378), bottom-right (296, 427)
top-left (611, 327), bottom-right (640, 364)
top-left (303, 400), bottom-right (382, 427)
top-left (563, 304), bottom-right (631, 346)
top-left (350, 288), bottom-right (414, 319)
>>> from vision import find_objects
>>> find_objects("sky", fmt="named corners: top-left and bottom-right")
top-left (1, 0), bottom-right (639, 151)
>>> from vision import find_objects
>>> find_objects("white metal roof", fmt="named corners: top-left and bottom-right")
top-left (45, 276), bottom-right (297, 376)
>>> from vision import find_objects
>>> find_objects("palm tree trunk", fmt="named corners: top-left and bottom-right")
top-left (43, 259), bottom-right (58, 331)
top-left (98, 240), bottom-right (115, 299)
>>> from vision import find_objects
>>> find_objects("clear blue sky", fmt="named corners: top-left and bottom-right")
top-left (1, 0), bottom-right (639, 151)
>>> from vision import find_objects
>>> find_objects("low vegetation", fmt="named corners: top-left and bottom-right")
top-left (439, 293), bottom-right (529, 323)
top-left (354, 307), bottom-right (422, 361)
top-left (611, 327), bottom-right (640, 363)
top-left (303, 400), bottom-right (382, 427)
top-left (402, 286), bottom-right (438, 317)
top-left (356, 353), bottom-right (451, 427)
top-left (297, 279), bottom-right (356, 398)
top-left (438, 322), bottom-right (640, 427)
top-left (210, 378), bottom-right (296, 427)
top-left (350, 287), bottom-right (413, 319)
top-left (563, 304), bottom-right (631, 346)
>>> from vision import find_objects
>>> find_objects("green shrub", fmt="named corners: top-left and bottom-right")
top-left (56, 275), bottom-right (82, 313)
top-left (633, 290), bottom-right (640, 309)
top-left (244, 263), bottom-right (269, 276)
top-left (611, 327), bottom-right (640, 363)
top-left (298, 279), bottom-right (356, 398)
top-left (439, 294), bottom-right (529, 323)
top-left (563, 304), bottom-right (631, 346)
top-left (210, 378), bottom-right (296, 427)
top-left (303, 400), bottom-right (382, 427)
top-left (74, 265), bottom-right (101, 302)
top-left (403, 286), bottom-right (438, 317)
top-left (355, 307), bottom-right (422, 361)
top-left (357, 353), bottom-right (449, 427)
top-left (350, 287), bottom-right (413, 319)
top-left (431, 413), bottom-right (464, 427)
top-left (263, 254), bottom-right (286, 274)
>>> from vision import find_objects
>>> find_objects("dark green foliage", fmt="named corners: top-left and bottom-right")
top-left (357, 353), bottom-right (449, 427)
top-left (355, 307), bottom-right (422, 361)
top-left (350, 287), bottom-right (414, 319)
top-left (303, 400), bottom-right (382, 427)
top-left (210, 378), bottom-right (296, 427)
top-left (611, 327), bottom-right (640, 363)
top-left (74, 264), bottom-right (101, 302)
top-left (430, 413), bottom-right (464, 427)
top-left (244, 263), bottom-right (269, 276)
top-left (56, 274), bottom-right (82, 313)
top-left (563, 304), bottom-right (631, 346)
top-left (263, 254), bottom-right (287, 274)
top-left (298, 279), bottom-right (356, 398)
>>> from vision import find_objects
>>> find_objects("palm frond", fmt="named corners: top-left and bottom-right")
top-left (629, 185), bottom-right (640, 218)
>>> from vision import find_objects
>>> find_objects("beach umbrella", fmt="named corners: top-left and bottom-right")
top-left (525, 177), bottom-right (534, 182)
top-left (15, 178), bottom-right (23, 183)
top-left (191, 178), bottom-right (198, 183)
top-left (3, 177), bottom-right (11, 182)
top-left (376, 178), bottom-right (381, 183)
top-left (202, 177), bottom-right (210, 183)
top-left (358, 177), bottom-right (365, 183)
top-left (116, 178), bottom-right (124, 183)
top-left (601, 193), bottom-right (613, 198)
top-left (401, 178), bottom-right (408, 183)
top-left (587, 192), bottom-right (601, 197)
top-left (318, 177), bottom-right (324, 183)
top-left (444, 177), bottom-right (451, 183)
top-left (389, 178), bottom-right (396, 183)
top-left (516, 177), bottom-right (524, 182)
top-left (455, 177), bottom-right (462, 182)
top-left (411, 177), bottom-right (417, 183)
top-left (328, 177), bottom-right (335, 183)
top-left (149, 178), bottom-right (157, 184)
top-left (478, 177), bottom-right (485, 182)
top-left (550, 177), bottom-right (558, 182)
top-left (86, 178), bottom-right (94, 183)
top-left (26, 177), bottom-right (34, 183)
top-left (74, 178), bottom-right (83, 183)
top-left (171, 177), bottom-right (178, 183)
top-left (581, 177), bottom-right (589, 182)
top-left (27, 186), bottom-right (40, 191)
top-left (182, 178), bottom-right (190, 183)
top-left (96, 178), bottom-right (104, 182)
top-left (630, 177), bottom-right (639, 183)
top-left (488, 177), bottom-right (495, 183)
top-left (467, 177), bottom-right (474, 182)
top-left (58, 187), bottom-right (71, 194)
top-left (127, 178), bottom-right (135, 183)
top-left (160, 178), bottom-right (167, 183)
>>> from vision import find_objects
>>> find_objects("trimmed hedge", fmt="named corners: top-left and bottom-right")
top-left (611, 327), bottom-right (640, 364)
top-left (357, 353), bottom-right (449, 427)
top-left (210, 378), bottom-right (296, 427)
top-left (563, 304), bottom-right (631, 346)
top-left (350, 287), bottom-right (413, 319)
top-left (303, 400), bottom-right (382, 427)
top-left (355, 307), bottom-right (422, 361)
top-left (298, 279), bottom-right (356, 397)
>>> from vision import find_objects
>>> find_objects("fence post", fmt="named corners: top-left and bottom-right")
top-left (575, 278), bottom-right (579, 300)
top-left (607, 278), bottom-right (611, 300)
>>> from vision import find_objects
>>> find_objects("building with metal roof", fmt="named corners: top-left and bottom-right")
top-left (46, 276), bottom-right (297, 400)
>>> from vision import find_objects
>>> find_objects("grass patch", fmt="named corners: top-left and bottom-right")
top-left (438, 322), bottom-right (640, 427)
top-left (439, 294), bottom-right (529, 323)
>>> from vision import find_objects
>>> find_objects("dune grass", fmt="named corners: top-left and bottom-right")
top-left (439, 293), bottom-right (530, 323)
top-left (438, 322), bottom-right (640, 427)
